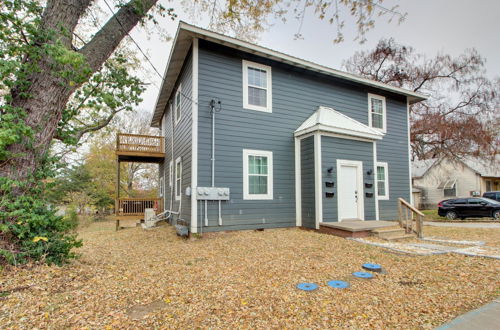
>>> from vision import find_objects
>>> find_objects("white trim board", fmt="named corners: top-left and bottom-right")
top-left (191, 37), bottom-right (199, 233)
top-left (407, 98), bottom-right (413, 206)
top-left (314, 133), bottom-right (322, 229)
top-left (373, 142), bottom-right (379, 220)
top-left (295, 137), bottom-right (302, 227)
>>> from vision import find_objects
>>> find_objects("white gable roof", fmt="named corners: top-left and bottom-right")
top-left (294, 106), bottom-right (384, 140)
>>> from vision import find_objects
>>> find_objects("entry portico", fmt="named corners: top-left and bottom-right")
top-left (294, 106), bottom-right (384, 230)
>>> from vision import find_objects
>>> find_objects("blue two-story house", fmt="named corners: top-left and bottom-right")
top-left (150, 22), bottom-right (426, 234)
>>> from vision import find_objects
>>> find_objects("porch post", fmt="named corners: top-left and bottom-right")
top-left (295, 137), bottom-right (302, 227)
top-left (314, 133), bottom-right (323, 229)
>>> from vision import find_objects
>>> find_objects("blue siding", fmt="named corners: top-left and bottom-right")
top-left (377, 98), bottom-right (411, 220)
top-left (160, 51), bottom-right (192, 224)
top-left (301, 136), bottom-right (315, 229)
top-left (194, 39), bottom-right (410, 231)
top-left (321, 136), bottom-right (376, 222)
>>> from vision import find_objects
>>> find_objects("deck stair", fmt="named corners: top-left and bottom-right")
top-left (371, 227), bottom-right (414, 241)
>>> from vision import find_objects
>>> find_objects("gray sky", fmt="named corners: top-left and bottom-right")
top-left (129, 0), bottom-right (500, 115)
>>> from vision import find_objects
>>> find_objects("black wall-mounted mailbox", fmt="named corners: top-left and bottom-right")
top-left (325, 181), bottom-right (335, 188)
top-left (325, 192), bottom-right (335, 198)
top-left (365, 192), bottom-right (374, 198)
top-left (365, 183), bottom-right (373, 188)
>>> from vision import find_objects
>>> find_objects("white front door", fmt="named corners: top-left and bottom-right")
top-left (337, 160), bottom-right (364, 221)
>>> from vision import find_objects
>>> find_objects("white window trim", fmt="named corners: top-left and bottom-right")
top-left (368, 93), bottom-right (387, 133)
top-left (242, 60), bottom-right (272, 113)
top-left (243, 149), bottom-right (273, 200)
top-left (169, 160), bottom-right (173, 187)
top-left (376, 162), bottom-right (389, 200)
top-left (175, 157), bottom-right (182, 201)
top-left (174, 84), bottom-right (182, 125)
top-left (159, 177), bottom-right (164, 197)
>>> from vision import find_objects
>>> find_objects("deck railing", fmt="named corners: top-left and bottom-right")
top-left (116, 133), bottom-right (164, 154)
top-left (398, 198), bottom-right (424, 238)
top-left (116, 198), bottom-right (164, 216)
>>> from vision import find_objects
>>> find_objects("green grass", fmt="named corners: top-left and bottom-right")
top-left (421, 209), bottom-right (446, 221)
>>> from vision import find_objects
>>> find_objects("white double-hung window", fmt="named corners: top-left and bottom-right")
top-left (368, 94), bottom-right (386, 132)
top-left (242, 60), bottom-right (272, 112)
top-left (169, 160), bottom-right (173, 187)
top-left (174, 85), bottom-right (182, 125)
top-left (376, 162), bottom-right (389, 200)
top-left (175, 157), bottom-right (182, 200)
top-left (243, 149), bottom-right (273, 200)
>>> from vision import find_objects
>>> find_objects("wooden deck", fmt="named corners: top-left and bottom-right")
top-left (116, 133), bottom-right (165, 162)
top-left (114, 198), bottom-right (164, 230)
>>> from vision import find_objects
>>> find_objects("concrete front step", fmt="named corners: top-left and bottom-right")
top-left (371, 227), bottom-right (415, 240)
top-left (381, 234), bottom-right (415, 241)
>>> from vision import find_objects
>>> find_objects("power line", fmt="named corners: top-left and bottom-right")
top-left (101, 0), bottom-right (198, 105)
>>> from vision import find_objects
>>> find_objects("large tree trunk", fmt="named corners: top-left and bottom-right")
top-left (0, 0), bottom-right (159, 181)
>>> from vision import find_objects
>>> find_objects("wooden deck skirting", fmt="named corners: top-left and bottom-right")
top-left (116, 133), bottom-right (164, 155)
top-left (116, 198), bottom-right (164, 216)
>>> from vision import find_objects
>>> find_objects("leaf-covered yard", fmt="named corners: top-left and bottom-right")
top-left (1, 221), bottom-right (499, 328)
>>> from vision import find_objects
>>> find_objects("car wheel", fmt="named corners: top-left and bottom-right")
top-left (446, 211), bottom-right (458, 220)
top-left (493, 210), bottom-right (500, 221)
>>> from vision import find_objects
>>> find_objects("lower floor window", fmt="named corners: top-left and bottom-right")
top-left (376, 162), bottom-right (389, 199)
top-left (438, 178), bottom-right (456, 197)
top-left (243, 149), bottom-right (273, 200)
top-left (175, 157), bottom-right (182, 200)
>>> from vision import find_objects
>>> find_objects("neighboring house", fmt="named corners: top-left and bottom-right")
top-left (151, 22), bottom-right (426, 234)
top-left (412, 156), bottom-right (500, 209)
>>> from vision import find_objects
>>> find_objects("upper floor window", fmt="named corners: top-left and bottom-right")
top-left (376, 162), bottom-right (389, 200)
top-left (174, 85), bottom-right (182, 125)
top-left (242, 60), bottom-right (272, 113)
top-left (368, 94), bottom-right (386, 132)
top-left (243, 149), bottom-right (273, 200)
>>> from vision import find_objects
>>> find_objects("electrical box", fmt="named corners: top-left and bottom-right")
top-left (196, 187), bottom-right (230, 200)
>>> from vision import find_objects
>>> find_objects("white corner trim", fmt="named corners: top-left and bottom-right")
top-left (242, 60), bottom-right (272, 113)
top-left (336, 159), bottom-right (365, 222)
top-left (407, 98), bottom-right (413, 206)
top-left (295, 137), bottom-right (302, 227)
top-left (376, 161), bottom-right (390, 200)
top-left (191, 37), bottom-right (199, 233)
top-left (373, 142), bottom-right (379, 220)
top-left (314, 133), bottom-right (322, 229)
top-left (242, 149), bottom-right (273, 200)
top-left (368, 93), bottom-right (387, 133)
top-left (175, 156), bottom-right (182, 201)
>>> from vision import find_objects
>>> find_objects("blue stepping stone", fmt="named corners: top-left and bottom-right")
top-left (362, 263), bottom-right (382, 273)
top-left (327, 280), bottom-right (350, 289)
top-left (296, 283), bottom-right (318, 291)
top-left (352, 271), bottom-right (374, 279)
